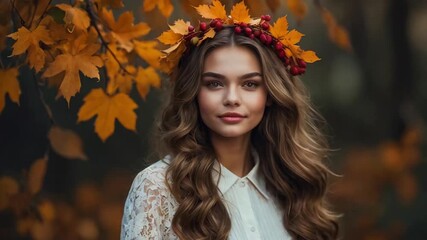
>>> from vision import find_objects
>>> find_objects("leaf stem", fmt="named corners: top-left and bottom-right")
top-left (10, 0), bottom-right (27, 28)
top-left (85, 0), bottom-right (131, 78)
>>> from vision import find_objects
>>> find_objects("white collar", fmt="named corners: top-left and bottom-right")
top-left (212, 149), bottom-right (270, 200)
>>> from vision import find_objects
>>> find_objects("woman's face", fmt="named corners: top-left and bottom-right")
top-left (197, 45), bottom-right (268, 140)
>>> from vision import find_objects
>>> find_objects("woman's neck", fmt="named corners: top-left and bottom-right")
top-left (210, 133), bottom-right (254, 177)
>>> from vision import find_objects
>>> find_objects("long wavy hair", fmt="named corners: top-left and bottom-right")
top-left (157, 27), bottom-right (339, 239)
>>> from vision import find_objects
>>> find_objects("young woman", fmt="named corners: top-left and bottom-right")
top-left (121, 3), bottom-right (339, 239)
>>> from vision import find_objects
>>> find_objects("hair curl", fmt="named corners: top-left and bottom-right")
top-left (157, 27), bottom-right (339, 240)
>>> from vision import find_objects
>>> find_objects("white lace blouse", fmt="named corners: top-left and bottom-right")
top-left (120, 153), bottom-right (291, 240)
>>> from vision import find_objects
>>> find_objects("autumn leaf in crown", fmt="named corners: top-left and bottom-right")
top-left (270, 16), bottom-right (320, 64)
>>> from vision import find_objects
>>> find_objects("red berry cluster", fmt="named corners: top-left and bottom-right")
top-left (183, 15), bottom-right (307, 76)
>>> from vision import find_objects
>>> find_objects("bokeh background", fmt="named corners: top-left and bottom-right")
top-left (1, 0), bottom-right (426, 239)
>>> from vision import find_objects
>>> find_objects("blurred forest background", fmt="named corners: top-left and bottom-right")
top-left (0, 0), bottom-right (426, 239)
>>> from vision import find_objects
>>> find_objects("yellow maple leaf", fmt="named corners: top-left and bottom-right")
top-left (0, 67), bottom-right (21, 113)
top-left (56, 4), bottom-right (90, 31)
top-left (106, 65), bottom-right (136, 95)
top-left (143, 0), bottom-right (174, 18)
top-left (135, 66), bottom-right (161, 99)
top-left (287, 0), bottom-right (307, 22)
top-left (198, 28), bottom-right (216, 46)
top-left (270, 16), bottom-right (320, 63)
top-left (42, 35), bottom-right (104, 105)
top-left (133, 40), bottom-right (163, 69)
top-left (77, 89), bottom-right (138, 141)
top-left (194, 0), bottom-right (227, 20)
top-left (100, 9), bottom-right (151, 52)
top-left (300, 50), bottom-right (320, 63)
top-left (159, 41), bottom-right (186, 73)
top-left (8, 25), bottom-right (54, 72)
top-left (230, 1), bottom-right (252, 24)
top-left (270, 16), bottom-right (290, 40)
top-left (157, 19), bottom-right (191, 46)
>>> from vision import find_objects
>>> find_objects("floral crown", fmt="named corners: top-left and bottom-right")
top-left (158, 0), bottom-right (320, 76)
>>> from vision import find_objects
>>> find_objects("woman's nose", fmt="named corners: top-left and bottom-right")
top-left (223, 85), bottom-right (241, 106)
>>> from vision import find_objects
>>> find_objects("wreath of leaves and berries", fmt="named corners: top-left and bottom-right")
top-left (158, 0), bottom-right (320, 76)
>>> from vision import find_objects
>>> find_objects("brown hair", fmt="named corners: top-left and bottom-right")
top-left (158, 27), bottom-right (339, 239)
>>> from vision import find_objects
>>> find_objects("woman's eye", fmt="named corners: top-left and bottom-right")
top-left (206, 81), bottom-right (222, 88)
top-left (243, 81), bottom-right (259, 88)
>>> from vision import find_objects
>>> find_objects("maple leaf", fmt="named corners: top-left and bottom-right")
top-left (270, 16), bottom-right (320, 63)
top-left (100, 9), bottom-right (151, 52)
top-left (143, 0), bottom-right (174, 18)
top-left (159, 41), bottom-right (186, 73)
top-left (42, 35), bottom-right (104, 105)
top-left (0, 68), bottom-right (21, 113)
top-left (8, 25), bottom-right (54, 72)
top-left (230, 1), bottom-right (252, 24)
top-left (56, 4), bottom-right (90, 31)
top-left (106, 65), bottom-right (136, 95)
top-left (157, 19), bottom-right (191, 45)
top-left (287, 0), bottom-right (307, 22)
top-left (134, 40), bottom-right (163, 69)
top-left (194, 0), bottom-right (227, 20)
top-left (135, 66), bottom-right (161, 99)
top-left (77, 89), bottom-right (138, 141)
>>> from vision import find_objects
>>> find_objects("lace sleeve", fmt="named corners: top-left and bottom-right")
top-left (120, 162), bottom-right (177, 240)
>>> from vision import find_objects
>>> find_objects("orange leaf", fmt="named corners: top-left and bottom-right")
top-left (0, 176), bottom-right (19, 210)
top-left (169, 19), bottom-right (191, 35)
top-left (0, 67), bottom-right (21, 113)
top-left (106, 65), bottom-right (136, 95)
top-left (230, 1), bottom-right (252, 24)
top-left (134, 40), bottom-right (163, 69)
top-left (287, 0), bottom-right (307, 22)
top-left (157, 30), bottom-right (183, 45)
top-left (321, 9), bottom-right (352, 51)
top-left (194, 0), bottom-right (227, 20)
top-left (135, 66), bottom-right (161, 99)
top-left (270, 16), bottom-right (289, 40)
top-left (77, 89), bottom-right (138, 141)
top-left (28, 156), bottom-right (48, 195)
top-left (286, 29), bottom-right (304, 45)
top-left (143, 0), bottom-right (174, 18)
top-left (300, 50), bottom-right (320, 63)
top-left (100, 9), bottom-right (151, 52)
top-left (42, 36), bottom-right (103, 105)
top-left (48, 126), bottom-right (88, 160)
top-left (198, 28), bottom-right (216, 46)
top-left (159, 41), bottom-right (186, 73)
top-left (56, 4), bottom-right (90, 31)
top-left (8, 25), bottom-right (54, 72)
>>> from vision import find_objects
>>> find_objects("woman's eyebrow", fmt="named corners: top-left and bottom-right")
top-left (201, 72), bottom-right (262, 79)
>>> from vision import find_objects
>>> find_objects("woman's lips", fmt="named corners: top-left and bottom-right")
top-left (218, 112), bottom-right (246, 123)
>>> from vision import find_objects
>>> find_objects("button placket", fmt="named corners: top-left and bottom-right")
top-left (236, 178), bottom-right (261, 239)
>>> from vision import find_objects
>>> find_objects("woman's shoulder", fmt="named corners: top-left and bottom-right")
top-left (132, 155), bottom-right (172, 190)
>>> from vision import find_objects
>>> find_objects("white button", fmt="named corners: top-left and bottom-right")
top-left (250, 226), bottom-right (256, 232)
top-left (239, 181), bottom-right (245, 187)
